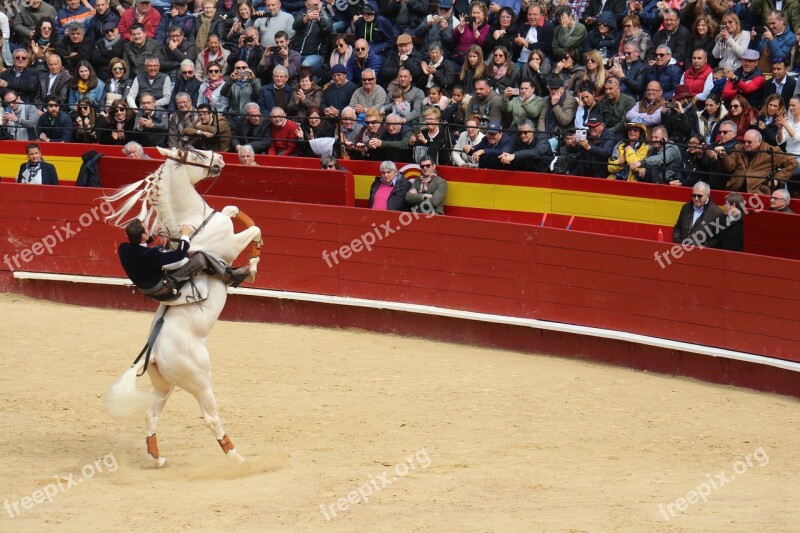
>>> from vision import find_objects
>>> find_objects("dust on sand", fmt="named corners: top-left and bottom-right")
top-left (0, 294), bottom-right (797, 532)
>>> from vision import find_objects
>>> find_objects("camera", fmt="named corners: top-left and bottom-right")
top-left (464, 15), bottom-right (476, 23)
top-left (244, 36), bottom-right (254, 44)
top-left (270, 46), bottom-right (280, 54)
top-left (510, 87), bottom-right (520, 96)
top-left (664, 102), bottom-right (678, 109)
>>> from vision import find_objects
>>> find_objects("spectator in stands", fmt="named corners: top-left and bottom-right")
top-left (160, 0), bottom-right (198, 44)
top-left (329, 34), bottom-right (353, 70)
top-left (162, 26), bottom-right (199, 77)
top-left (55, 0), bottom-right (95, 39)
top-left (196, 0), bottom-right (229, 52)
top-left (184, 103), bottom-right (232, 151)
top-left (672, 134), bottom-right (715, 188)
top-left (17, 143), bottom-right (59, 185)
top-left (499, 119), bottom-right (553, 173)
top-left (349, 68), bottom-right (387, 116)
top-left (74, 103), bottom-right (101, 145)
top-left (470, 121), bottom-right (512, 169)
top-left (421, 43), bottom-right (456, 92)
top-left (227, 27), bottom-right (263, 75)
top-left (626, 80), bottom-right (664, 127)
top-left (753, 11), bottom-right (794, 80)
top-left (0, 50), bottom-right (40, 103)
top-left (253, 0), bottom-right (294, 48)
top-left (221, 60), bottom-right (261, 119)
top-left (575, 81), bottom-right (602, 129)
top-left (765, 58), bottom-right (795, 104)
top-left (256, 64), bottom-right (292, 114)
top-left (553, 127), bottom-right (583, 175)
top-left (722, 49), bottom-right (766, 109)
top-left (609, 42), bottom-right (646, 100)
top-left (384, 68), bottom-right (424, 123)
top-left (648, 9), bottom-right (689, 65)
top-left (486, 46), bottom-right (518, 93)
top-left (409, 106), bottom-right (451, 166)
top-left (696, 92), bottom-right (727, 145)
top-left (132, 92), bottom-right (168, 146)
top-left (267, 107), bottom-right (300, 156)
top-left (368, 160), bottom-right (411, 211)
top-left (538, 76), bottom-right (578, 147)
top-left (414, 0), bottom-right (455, 55)
top-left (37, 54), bottom-right (71, 106)
top-left (231, 102), bottom-right (271, 154)
top-left (443, 84), bottom-right (469, 138)
top-left (607, 121), bottom-right (649, 181)
top-left (458, 45), bottom-right (486, 93)
top-left (287, 68), bottom-right (322, 120)
top-left (124, 24), bottom-right (165, 79)
top-left (452, 114), bottom-right (484, 167)
top-left (574, 116), bottom-right (617, 178)
top-left (29, 18), bottom-right (58, 74)
top-left (552, 5), bottom-right (587, 58)
top-left (197, 60), bottom-right (229, 113)
top-left (671, 181), bottom-right (724, 247)
top-left (468, 78), bottom-right (502, 126)
top-left (597, 77), bottom-right (635, 136)
top-left (14, 0), bottom-right (58, 48)
top-left (352, 107), bottom-right (384, 159)
top-left (122, 140), bottom-right (149, 158)
top-left (575, 50), bottom-right (607, 98)
top-left (338, 106), bottom-right (364, 155)
top-left (618, 14), bottom-right (650, 59)
top-left (55, 23), bottom-right (94, 75)
top-left (168, 91), bottom-right (195, 148)
top-left (718, 129), bottom-right (798, 194)
top-left (584, 0), bottom-right (626, 29)
top-left (551, 48), bottom-right (584, 94)
top-left (368, 113), bottom-right (413, 162)
top-left (168, 60), bottom-right (201, 111)
top-left (2, 90), bottom-right (37, 141)
top-left (681, 49), bottom-right (713, 103)
top-left (381, 34), bottom-right (425, 89)
top-left (686, 16), bottom-right (716, 63)
top-left (237, 144), bottom-right (258, 165)
top-left (726, 95), bottom-right (757, 142)
top-left (291, 0), bottom-right (332, 71)
top-left (753, 94), bottom-right (783, 146)
top-left (713, 13), bottom-right (749, 71)
top-left (88, 0), bottom-right (120, 43)
top-left (629, 125), bottom-right (682, 183)
top-left (423, 85), bottom-right (451, 111)
top-left (320, 155), bottom-right (342, 170)
top-left (296, 108), bottom-right (336, 157)
top-left (346, 39), bottom-right (382, 86)
top-left (225, 1), bottom-right (261, 48)
top-left (584, 12), bottom-right (621, 64)
top-left (100, 98), bottom-right (136, 145)
top-left (502, 79), bottom-right (543, 129)
top-left (196, 34), bottom-right (230, 81)
top-left (769, 189), bottom-right (795, 213)
top-left (92, 23), bottom-right (126, 82)
top-left (645, 45), bottom-right (682, 100)
top-left (100, 58), bottom-right (133, 111)
top-left (406, 155), bottom-right (447, 214)
top-left (119, 0), bottom-right (162, 41)
top-left (718, 192), bottom-right (745, 252)
top-left (513, 4), bottom-right (554, 67)
top-left (128, 57), bottom-right (173, 109)
top-left (452, 1), bottom-right (490, 65)
top-left (353, 1), bottom-right (396, 58)
top-left (69, 61), bottom-right (105, 112)
top-left (702, 119), bottom-right (738, 189)
top-left (322, 64), bottom-right (358, 118)
top-left (37, 97), bottom-right (73, 142)
top-left (776, 96), bottom-right (800, 171)
top-left (660, 85), bottom-right (698, 145)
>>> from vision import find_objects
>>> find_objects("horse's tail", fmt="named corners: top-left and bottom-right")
top-left (104, 361), bottom-right (156, 424)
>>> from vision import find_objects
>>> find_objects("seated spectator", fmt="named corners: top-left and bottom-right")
top-left (452, 114), bottom-right (484, 167)
top-left (257, 65), bottom-right (292, 114)
top-left (122, 141), bottom-right (150, 158)
top-left (231, 102), bottom-right (271, 154)
top-left (575, 49), bottom-right (607, 98)
top-left (414, 0), bottom-right (455, 56)
top-left (752, 94), bottom-right (783, 147)
top-left (513, 3), bottom-right (554, 66)
top-left (183, 103), bottom-right (231, 151)
top-left (629, 125), bottom-right (683, 183)
top-left (584, 12), bottom-right (621, 60)
top-left (237, 144), bottom-right (258, 165)
top-left (257, 30), bottom-right (300, 86)
top-left (15, 1), bottom-right (58, 49)
top-left (442, 84), bottom-right (469, 139)
top-left (132, 92), bottom-right (168, 146)
top-left (660, 85), bottom-right (699, 145)
top-left (267, 107), bottom-right (300, 156)
top-left (645, 45), bottom-right (682, 100)
top-left (553, 127), bottom-right (583, 175)
top-left (322, 64), bottom-right (358, 119)
top-left (486, 45), bottom-right (518, 93)
top-left (92, 23), bottom-right (126, 82)
top-left (753, 11), bottom-right (794, 80)
top-left (29, 18), bottom-right (58, 74)
top-left (168, 91), bottom-right (195, 148)
top-left (380, 34), bottom-right (425, 89)
top-left (575, 80), bottom-right (602, 129)
top-left (0, 49), bottom-right (40, 104)
top-left (351, 107), bottom-right (384, 159)
top-left (160, 0), bottom-right (198, 44)
top-left (718, 129), bottom-right (798, 194)
top-left (718, 192), bottom-right (745, 252)
top-left (252, 0), bottom-right (294, 48)
top-left (346, 39), bottom-right (383, 86)
top-left (552, 5), bottom-right (587, 58)
top-left (406, 155), bottom-right (447, 215)
top-left (368, 160), bottom-right (411, 211)
top-left (498, 119), bottom-right (553, 173)
top-left (119, 0), bottom-right (162, 41)
top-left (100, 58), bottom-right (134, 111)
top-left (226, 0), bottom-right (265, 48)
top-left (196, 0), bottom-right (229, 53)
top-left (367, 113), bottom-right (413, 162)
top-left (420, 43), bottom-right (456, 91)
top-left (572, 116), bottom-right (618, 178)
top-left (55, 0), bottom-right (95, 39)
top-left (353, 2), bottom-right (394, 58)
top-left (197, 60), bottom-right (229, 113)
top-left (69, 61), bottom-right (105, 113)
top-left (423, 85), bottom-right (451, 112)
top-left (36, 97), bottom-right (73, 143)
top-left (287, 68), bottom-right (323, 121)
top-left (686, 16), bottom-right (716, 65)
top-left (702, 119), bottom-right (738, 189)
top-left (598, 77), bottom-right (636, 136)
top-left (37, 54), bottom-right (71, 106)
top-left (73, 97), bottom-right (101, 143)
top-left (329, 34), bottom-right (353, 71)
top-left (609, 42), bottom-right (646, 100)
top-left (681, 49), bottom-right (713, 103)
top-left (17, 143), bottom-right (59, 185)
top-left (128, 57), bottom-right (172, 110)
top-left (297, 108), bottom-right (336, 157)
top-left (384, 68), bottom-right (425, 123)
top-left (124, 24), bottom-right (166, 86)
top-left (517, 48), bottom-right (549, 98)
top-left (607, 122), bottom-right (649, 181)
top-left (765, 58), bottom-right (795, 104)
top-left (712, 13), bottom-right (749, 72)
top-left (467, 78), bottom-right (502, 126)
top-left (338, 106), bottom-right (365, 155)
top-left (551, 48), bottom-right (584, 93)
top-left (648, 9), bottom-right (689, 65)
top-left (671, 134), bottom-right (717, 188)
top-left (349, 68), bottom-right (387, 117)
top-left (226, 28), bottom-right (262, 77)
top-left (769, 189), bottom-right (794, 213)
top-left (626, 80), bottom-right (665, 128)
top-left (451, 1), bottom-right (490, 64)
top-left (168, 60), bottom-right (201, 111)
top-left (469, 121), bottom-right (512, 169)
top-left (409, 106), bottom-right (451, 166)
top-left (776, 96), bottom-right (800, 171)
top-left (162, 25), bottom-right (199, 77)
top-left (88, 0), bottom-right (120, 44)
top-left (726, 95), bottom-right (757, 142)
top-left (502, 80), bottom-right (543, 128)
top-left (721, 49), bottom-right (766, 109)
top-left (195, 34), bottom-right (229, 81)
top-left (696, 93), bottom-right (726, 145)
top-left (538, 77), bottom-right (578, 149)
top-left (221, 60), bottom-right (262, 119)
top-left (618, 14), bottom-right (650, 59)
top-left (1, 90), bottom-right (38, 141)
top-left (458, 45), bottom-right (486, 93)
top-left (100, 99), bottom-right (136, 145)
top-left (320, 155), bottom-right (342, 170)
top-left (671, 181), bottom-right (724, 248)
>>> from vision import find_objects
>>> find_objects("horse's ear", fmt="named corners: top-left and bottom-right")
top-left (156, 146), bottom-right (174, 158)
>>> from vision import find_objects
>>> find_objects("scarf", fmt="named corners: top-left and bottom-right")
top-left (102, 34), bottom-right (121, 50)
top-left (204, 78), bottom-right (224, 101)
top-left (196, 15), bottom-right (213, 50)
top-left (77, 80), bottom-right (89, 94)
top-left (492, 63), bottom-right (508, 80)
top-left (26, 162), bottom-right (41, 180)
top-left (419, 175), bottom-right (432, 191)
top-left (203, 48), bottom-right (222, 66)
top-left (36, 36), bottom-right (50, 46)
top-left (640, 97), bottom-right (665, 115)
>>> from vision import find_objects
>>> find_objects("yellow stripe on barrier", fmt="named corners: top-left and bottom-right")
top-left (0, 155), bottom-right (82, 182)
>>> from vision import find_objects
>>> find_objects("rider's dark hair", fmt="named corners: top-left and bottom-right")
top-left (125, 219), bottom-right (146, 244)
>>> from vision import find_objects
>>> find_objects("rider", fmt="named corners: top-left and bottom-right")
top-left (118, 219), bottom-right (250, 301)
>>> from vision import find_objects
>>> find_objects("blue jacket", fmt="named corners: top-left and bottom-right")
top-left (68, 80), bottom-right (106, 110)
top-left (17, 161), bottom-right (59, 185)
top-left (473, 134), bottom-right (513, 169)
top-left (352, 5), bottom-right (394, 56)
top-left (257, 83), bottom-right (294, 115)
top-left (36, 112), bottom-right (73, 143)
top-left (755, 29), bottom-right (794, 61)
top-left (346, 50), bottom-right (383, 85)
top-left (645, 63), bottom-right (683, 99)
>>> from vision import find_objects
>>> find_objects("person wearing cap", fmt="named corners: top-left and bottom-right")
top-left (498, 119), bottom-right (553, 173)
top-left (572, 116), bottom-right (617, 178)
top-left (753, 11), bottom-right (795, 79)
top-left (290, 0), bottom-right (332, 71)
top-left (56, 0), bottom-right (95, 39)
top-left (353, 1), bottom-right (395, 57)
top-left (118, 0), bottom-right (162, 42)
top-left (721, 48), bottom-right (766, 109)
top-left (157, 0), bottom-right (198, 44)
top-left (55, 23), bottom-right (96, 74)
top-left (680, 49), bottom-right (713, 103)
top-left (538, 76), bottom-right (578, 146)
top-left (91, 23), bottom-right (126, 80)
top-left (469, 121), bottom-right (512, 169)
top-left (607, 122), bottom-right (649, 181)
top-left (660, 84), bottom-right (699, 144)
top-left (88, 0), bottom-right (121, 42)
top-left (381, 33), bottom-right (425, 88)
top-left (644, 45), bottom-right (682, 100)
top-left (322, 64), bottom-right (358, 117)
top-left (414, 0), bottom-right (455, 54)
top-left (765, 57), bottom-right (795, 103)
top-left (647, 9), bottom-right (690, 65)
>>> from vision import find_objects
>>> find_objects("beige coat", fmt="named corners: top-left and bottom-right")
top-left (720, 143), bottom-right (798, 195)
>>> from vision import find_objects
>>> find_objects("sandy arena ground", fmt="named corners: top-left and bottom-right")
top-left (0, 293), bottom-right (797, 532)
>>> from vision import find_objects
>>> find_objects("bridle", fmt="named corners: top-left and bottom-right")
top-left (163, 149), bottom-right (222, 179)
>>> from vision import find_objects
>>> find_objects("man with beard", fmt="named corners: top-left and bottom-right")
top-left (36, 97), bottom-right (73, 143)
top-left (468, 78), bottom-right (502, 126)
top-left (257, 31), bottom-right (301, 86)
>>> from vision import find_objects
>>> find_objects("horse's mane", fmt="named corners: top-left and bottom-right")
top-left (103, 172), bottom-right (161, 232)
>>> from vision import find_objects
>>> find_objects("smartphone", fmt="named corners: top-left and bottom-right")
top-left (413, 125), bottom-right (421, 135)
top-left (464, 15), bottom-right (476, 23)
top-left (510, 88), bottom-right (520, 96)
top-left (575, 129), bottom-right (586, 142)
top-left (665, 102), bottom-right (678, 109)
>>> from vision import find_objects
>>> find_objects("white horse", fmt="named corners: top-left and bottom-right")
top-left (103, 147), bottom-right (262, 466)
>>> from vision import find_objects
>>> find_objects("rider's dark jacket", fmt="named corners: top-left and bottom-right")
top-left (118, 236), bottom-right (190, 289)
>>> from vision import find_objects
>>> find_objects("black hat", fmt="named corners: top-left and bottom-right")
top-left (547, 77), bottom-right (564, 89)
top-left (101, 21), bottom-right (118, 32)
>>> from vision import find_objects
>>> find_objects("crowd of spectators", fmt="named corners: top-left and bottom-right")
top-left (3, 0), bottom-right (800, 199)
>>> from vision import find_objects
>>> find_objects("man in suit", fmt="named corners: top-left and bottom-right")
top-left (37, 55), bottom-right (71, 106)
top-left (768, 58), bottom-right (796, 102)
top-left (17, 143), bottom-right (59, 185)
top-left (671, 181), bottom-right (724, 249)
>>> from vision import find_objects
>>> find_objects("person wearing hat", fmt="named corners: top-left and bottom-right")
top-left (380, 33), bottom-right (425, 88)
top-left (537, 76), bottom-right (578, 147)
top-left (659, 84), bottom-right (699, 144)
top-left (413, 0), bottom-right (454, 54)
top-left (353, 1), bottom-right (395, 57)
top-left (88, 0), bottom-right (121, 42)
top-left (322, 64), bottom-right (358, 117)
top-left (573, 115), bottom-right (617, 178)
top-left (608, 122), bottom-right (649, 181)
top-left (644, 45), bottom-right (682, 100)
top-left (469, 121), bottom-right (512, 169)
top-left (721, 48), bottom-right (766, 109)
top-left (119, 0), bottom-right (162, 42)
top-left (157, 0), bottom-right (198, 44)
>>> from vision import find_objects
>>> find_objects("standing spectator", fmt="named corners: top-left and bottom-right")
top-left (498, 119), bottom-right (553, 172)
top-left (195, 34), bottom-right (230, 81)
top-left (132, 92), bottom-right (169, 146)
top-left (14, 0), bottom-right (58, 47)
top-left (290, 0), bottom-right (332, 71)
top-left (69, 61), bottom-right (105, 112)
top-left (368, 160), bottom-right (411, 211)
top-left (452, 1), bottom-right (490, 64)
top-left (406, 155), bottom-right (447, 215)
top-left (452, 114), bottom-right (484, 167)
top-left (128, 57), bottom-right (173, 109)
top-left (552, 5), bottom-right (587, 58)
top-left (0, 50), bottom-right (40, 103)
top-left (37, 54), bottom-right (72, 106)
top-left (100, 98), bottom-right (136, 145)
top-left (231, 102), bottom-right (271, 154)
top-left (36, 97), bottom-right (73, 142)
top-left (671, 181), bottom-right (724, 247)
top-left (647, 9), bottom-right (689, 65)
top-left (183, 103), bottom-right (231, 151)
top-left (197, 60), bottom-right (229, 112)
top-left (2, 90), bottom-right (38, 141)
top-left (92, 23), bottom-right (126, 81)
top-left (719, 129), bottom-right (798, 194)
top-left (124, 24), bottom-right (166, 78)
top-left (119, 0), bottom-right (162, 41)
top-left (712, 13), bottom-right (749, 71)
top-left (415, 0), bottom-right (455, 55)
top-left (168, 91), bottom-right (196, 148)
top-left (17, 143), bottom-right (59, 185)
top-left (267, 107), bottom-right (300, 155)
top-left (253, 0), bottom-right (295, 48)
top-left (101, 58), bottom-right (134, 111)
top-left (469, 121), bottom-right (512, 168)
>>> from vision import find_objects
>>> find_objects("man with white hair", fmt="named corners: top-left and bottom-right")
top-left (718, 129), bottom-right (797, 194)
top-left (256, 65), bottom-right (293, 115)
top-left (671, 181), bottom-right (724, 248)
top-left (349, 68), bottom-right (386, 115)
top-left (237, 145), bottom-right (258, 165)
top-left (231, 102), bottom-right (271, 154)
top-left (122, 141), bottom-right (149, 158)
top-left (368, 160), bottom-right (411, 211)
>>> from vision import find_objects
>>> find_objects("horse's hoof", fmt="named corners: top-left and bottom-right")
top-left (151, 456), bottom-right (167, 468)
top-left (226, 449), bottom-right (246, 464)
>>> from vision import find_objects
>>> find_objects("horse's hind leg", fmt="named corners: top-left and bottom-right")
top-left (195, 387), bottom-right (245, 464)
top-left (145, 364), bottom-right (174, 468)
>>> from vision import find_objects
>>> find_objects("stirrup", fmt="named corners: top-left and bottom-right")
top-left (225, 266), bottom-right (251, 288)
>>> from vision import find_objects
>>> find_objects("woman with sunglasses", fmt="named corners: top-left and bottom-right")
top-left (713, 13), bottom-right (749, 71)
top-left (576, 49), bottom-right (607, 99)
top-left (69, 61), bottom-right (105, 113)
top-left (486, 46), bottom-right (518, 93)
top-left (73, 97), bottom-right (100, 143)
top-left (101, 58), bottom-right (133, 113)
top-left (197, 60), bottom-right (229, 113)
top-left (352, 107), bottom-right (385, 159)
top-left (727, 94), bottom-right (756, 142)
top-left (584, 12), bottom-right (621, 64)
top-left (618, 14), bottom-right (650, 59)
top-left (28, 18), bottom-right (57, 73)
top-left (99, 98), bottom-right (135, 145)
top-left (329, 34), bottom-right (353, 71)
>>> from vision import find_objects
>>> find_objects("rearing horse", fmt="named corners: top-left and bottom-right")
top-left (103, 147), bottom-right (261, 466)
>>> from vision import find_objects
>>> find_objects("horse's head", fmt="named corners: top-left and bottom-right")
top-left (157, 147), bottom-right (225, 185)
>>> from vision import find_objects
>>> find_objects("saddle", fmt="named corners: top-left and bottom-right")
top-left (137, 276), bottom-right (183, 302)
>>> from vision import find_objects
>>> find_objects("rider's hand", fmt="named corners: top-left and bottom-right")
top-left (180, 224), bottom-right (192, 237)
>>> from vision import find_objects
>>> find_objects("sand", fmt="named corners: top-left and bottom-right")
top-left (0, 293), bottom-right (797, 532)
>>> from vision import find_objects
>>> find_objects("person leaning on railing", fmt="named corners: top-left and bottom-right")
top-left (717, 129), bottom-right (798, 195)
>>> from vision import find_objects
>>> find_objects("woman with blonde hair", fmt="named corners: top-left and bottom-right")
top-left (452, 1), bottom-right (489, 65)
top-left (713, 13), bottom-right (749, 70)
top-left (577, 50), bottom-right (607, 98)
top-left (459, 45), bottom-right (486, 93)
top-left (353, 107), bottom-right (384, 159)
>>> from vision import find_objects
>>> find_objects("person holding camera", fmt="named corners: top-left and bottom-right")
top-left (712, 13), bottom-right (749, 71)
top-left (258, 31), bottom-right (301, 85)
top-left (222, 60), bottom-right (262, 118)
top-left (414, 0), bottom-right (455, 54)
top-left (751, 11), bottom-right (795, 80)
top-left (660, 85), bottom-right (699, 145)
top-left (227, 27), bottom-right (264, 74)
top-left (452, 1), bottom-right (490, 65)
top-left (291, 0), bottom-right (332, 71)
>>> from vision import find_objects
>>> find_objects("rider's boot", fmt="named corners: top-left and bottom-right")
top-left (224, 266), bottom-right (251, 288)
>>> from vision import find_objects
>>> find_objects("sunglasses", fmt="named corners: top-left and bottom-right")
top-left (114, 107), bottom-right (126, 112)
top-left (111, 67), bottom-right (125, 71)
top-left (719, 130), bottom-right (734, 134)
top-left (356, 47), bottom-right (367, 51)
top-left (14, 56), bottom-right (27, 60)
top-left (519, 130), bottom-right (533, 134)
top-left (208, 69), bottom-right (221, 73)
top-left (692, 194), bottom-right (705, 198)
top-left (655, 53), bottom-right (668, 57)
top-left (420, 163), bottom-right (433, 168)
top-left (729, 104), bottom-right (741, 109)
top-left (181, 70), bottom-right (194, 74)
top-left (623, 51), bottom-right (634, 55)
top-left (78, 105), bottom-right (88, 109)
top-left (104, 29), bottom-right (117, 34)
top-left (362, 77), bottom-right (375, 81)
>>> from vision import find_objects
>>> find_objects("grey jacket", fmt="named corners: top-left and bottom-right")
top-left (3, 103), bottom-right (38, 140)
